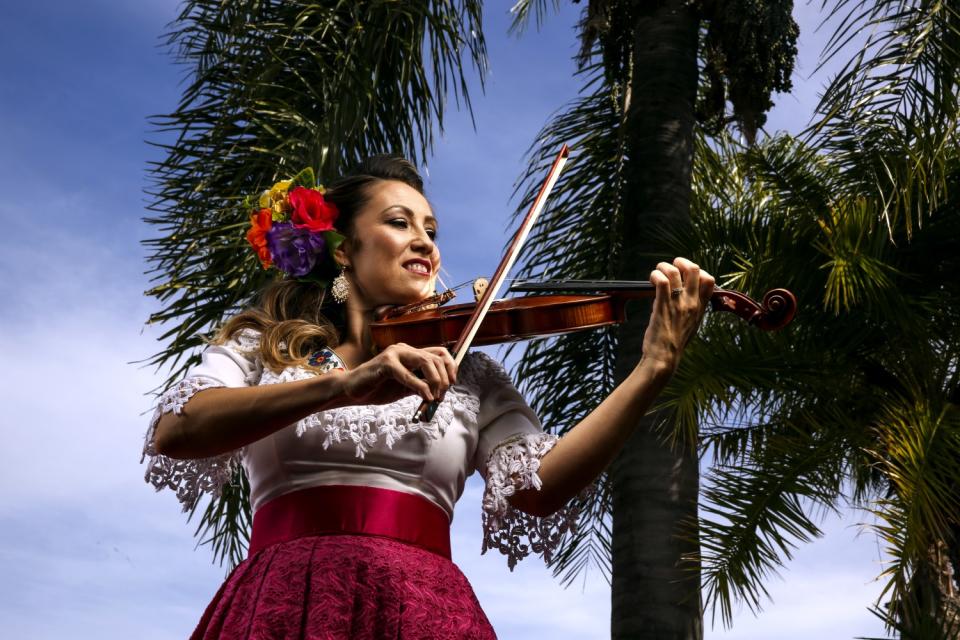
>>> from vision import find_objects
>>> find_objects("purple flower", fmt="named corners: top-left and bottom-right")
top-left (265, 222), bottom-right (326, 277)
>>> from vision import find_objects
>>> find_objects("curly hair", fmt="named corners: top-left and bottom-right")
top-left (212, 155), bottom-right (425, 373)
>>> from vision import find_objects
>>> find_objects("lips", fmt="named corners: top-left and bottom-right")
top-left (402, 259), bottom-right (432, 276)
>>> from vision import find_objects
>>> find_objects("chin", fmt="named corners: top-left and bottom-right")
top-left (378, 287), bottom-right (432, 307)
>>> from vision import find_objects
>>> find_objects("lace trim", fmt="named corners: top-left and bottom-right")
top-left (231, 327), bottom-right (262, 355)
top-left (455, 351), bottom-right (514, 392)
top-left (480, 432), bottom-right (586, 570)
top-left (260, 361), bottom-right (481, 459)
top-left (141, 376), bottom-right (242, 511)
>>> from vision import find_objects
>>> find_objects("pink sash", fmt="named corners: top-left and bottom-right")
top-left (248, 485), bottom-right (452, 559)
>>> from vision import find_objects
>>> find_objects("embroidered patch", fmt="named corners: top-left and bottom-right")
top-left (308, 348), bottom-right (346, 373)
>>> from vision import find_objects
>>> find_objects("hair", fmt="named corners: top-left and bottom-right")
top-left (212, 154), bottom-right (425, 373)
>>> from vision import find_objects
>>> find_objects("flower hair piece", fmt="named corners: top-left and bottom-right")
top-left (245, 167), bottom-right (345, 284)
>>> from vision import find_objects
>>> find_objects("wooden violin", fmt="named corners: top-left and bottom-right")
top-left (385, 144), bottom-right (796, 422)
top-left (370, 280), bottom-right (797, 351)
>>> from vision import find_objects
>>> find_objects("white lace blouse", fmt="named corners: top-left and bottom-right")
top-left (142, 329), bottom-right (583, 569)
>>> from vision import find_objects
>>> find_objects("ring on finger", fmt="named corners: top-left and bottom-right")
top-left (671, 287), bottom-right (683, 298)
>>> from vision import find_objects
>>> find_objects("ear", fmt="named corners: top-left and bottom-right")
top-left (333, 237), bottom-right (351, 270)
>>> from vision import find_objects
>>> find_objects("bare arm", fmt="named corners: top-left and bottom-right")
top-left (153, 375), bottom-right (347, 458)
top-left (152, 343), bottom-right (458, 459)
top-left (507, 258), bottom-right (715, 516)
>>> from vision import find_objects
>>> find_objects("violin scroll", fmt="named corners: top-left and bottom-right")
top-left (709, 288), bottom-right (797, 331)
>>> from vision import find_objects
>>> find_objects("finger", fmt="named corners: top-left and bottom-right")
top-left (657, 261), bottom-right (683, 291)
top-left (650, 269), bottom-right (672, 307)
top-left (674, 257), bottom-right (700, 298)
top-left (699, 270), bottom-right (716, 304)
top-left (397, 367), bottom-right (436, 402)
top-left (425, 347), bottom-right (458, 385)
top-left (385, 347), bottom-right (435, 401)
top-left (657, 261), bottom-right (682, 286)
top-left (405, 350), bottom-right (444, 400)
top-left (394, 362), bottom-right (434, 401)
top-left (427, 353), bottom-right (450, 399)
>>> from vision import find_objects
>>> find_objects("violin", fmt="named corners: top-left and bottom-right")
top-left (370, 280), bottom-right (797, 351)
top-left (377, 144), bottom-right (796, 421)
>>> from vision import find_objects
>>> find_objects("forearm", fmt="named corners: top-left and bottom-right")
top-left (153, 373), bottom-right (348, 459)
top-left (508, 357), bottom-right (675, 516)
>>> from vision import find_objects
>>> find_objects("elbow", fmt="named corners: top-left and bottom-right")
top-left (508, 488), bottom-right (565, 518)
top-left (152, 414), bottom-right (187, 458)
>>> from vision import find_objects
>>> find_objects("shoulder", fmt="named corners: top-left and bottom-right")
top-left (307, 347), bottom-right (347, 374)
top-left (219, 327), bottom-right (262, 354)
top-left (458, 351), bottom-right (514, 394)
top-left (258, 345), bottom-right (345, 386)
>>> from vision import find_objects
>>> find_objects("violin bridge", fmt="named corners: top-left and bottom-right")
top-left (473, 277), bottom-right (489, 302)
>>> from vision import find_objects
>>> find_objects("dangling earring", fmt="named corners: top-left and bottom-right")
top-left (331, 265), bottom-right (350, 304)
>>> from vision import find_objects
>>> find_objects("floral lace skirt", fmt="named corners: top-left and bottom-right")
top-left (189, 534), bottom-right (497, 640)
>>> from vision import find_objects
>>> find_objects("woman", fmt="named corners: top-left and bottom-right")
top-left (143, 155), bottom-right (715, 639)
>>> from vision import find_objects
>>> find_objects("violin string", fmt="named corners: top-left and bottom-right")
top-left (433, 270), bottom-right (470, 304)
top-left (448, 279), bottom-right (475, 292)
top-left (438, 272), bottom-right (475, 293)
top-left (438, 266), bottom-right (464, 292)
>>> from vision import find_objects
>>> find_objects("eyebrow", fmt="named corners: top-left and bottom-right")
top-left (380, 205), bottom-right (438, 228)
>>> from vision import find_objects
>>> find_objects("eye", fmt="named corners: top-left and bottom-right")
top-left (426, 228), bottom-right (438, 240)
top-left (388, 218), bottom-right (409, 229)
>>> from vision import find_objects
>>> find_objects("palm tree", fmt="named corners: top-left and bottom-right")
top-left (682, 131), bottom-right (960, 638)
top-left (684, 2), bottom-right (960, 635)
top-left (511, 0), bottom-right (960, 637)
top-left (508, 1), bottom-right (797, 638)
top-left (143, 0), bottom-right (486, 567)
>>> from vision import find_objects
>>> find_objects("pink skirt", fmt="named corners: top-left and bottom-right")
top-left (189, 486), bottom-right (497, 640)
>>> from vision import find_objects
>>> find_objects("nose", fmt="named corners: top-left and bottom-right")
top-left (411, 225), bottom-right (436, 255)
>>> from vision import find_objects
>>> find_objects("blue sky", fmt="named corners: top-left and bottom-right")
top-left (0, 2), bottom-right (890, 638)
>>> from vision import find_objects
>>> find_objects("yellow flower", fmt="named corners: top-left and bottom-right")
top-left (271, 195), bottom-right (290, 217)
top-left (259, 179), bottom-right (293, 211)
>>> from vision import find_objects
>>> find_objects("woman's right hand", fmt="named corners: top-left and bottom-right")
top-left (337, 343), bottom-right (458, 406)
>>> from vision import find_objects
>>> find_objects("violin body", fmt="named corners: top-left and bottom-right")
top-left (371, 294), bottom-right (629, 350)
top-left (370, 287), bottom-right (797, 352)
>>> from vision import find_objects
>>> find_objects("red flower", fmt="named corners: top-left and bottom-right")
top-left (247, 208), bottom-right (274, 268)
top-left (289, 187), bottom-right (339, 233)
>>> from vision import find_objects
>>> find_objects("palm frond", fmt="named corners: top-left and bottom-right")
top-left (860, 359), bottom-right (960, 623)
top-left (189, 467), bottom-right (252, 570)
top-left (813, 0), bottom-right (960, 237)
top-left (696, 424), bottom-right (845, 628)
top-left (504, 57), bottom-right (625, 584)
top-left (546, 476), bottom-right (613, 587)
top-left (507, 0), bottom-right (562, 35)
top-left (862, 602), bottom-right (960, 640)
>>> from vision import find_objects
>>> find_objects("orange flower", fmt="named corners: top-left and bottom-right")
top-left (246, 208), bottom-right (274, 268)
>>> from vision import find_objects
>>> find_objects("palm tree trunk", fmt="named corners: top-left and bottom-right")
top-left (610, 2), bottom-right (702, 639)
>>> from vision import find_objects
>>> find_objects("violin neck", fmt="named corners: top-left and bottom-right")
top-left (509, 279), bottom-right (657, 299)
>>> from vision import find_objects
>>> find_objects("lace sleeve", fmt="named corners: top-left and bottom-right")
top-left (480, 432), bottom-right (590, 571)
top-left (140, 329), bottom-right (261, 511)
top-left (141, 377), bottom-right (242, 511)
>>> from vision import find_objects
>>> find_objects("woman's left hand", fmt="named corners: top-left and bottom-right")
top-left (641, 257), bottom-right (715, 371)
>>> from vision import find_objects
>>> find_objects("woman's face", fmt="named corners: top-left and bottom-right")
top-left (337, 179), bottom-right (440, 308)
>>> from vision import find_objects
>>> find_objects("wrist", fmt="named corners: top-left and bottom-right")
top-left (307, 369), bottom-right (350, 411)
top-left (635, 355), bottom-right (677, 383)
